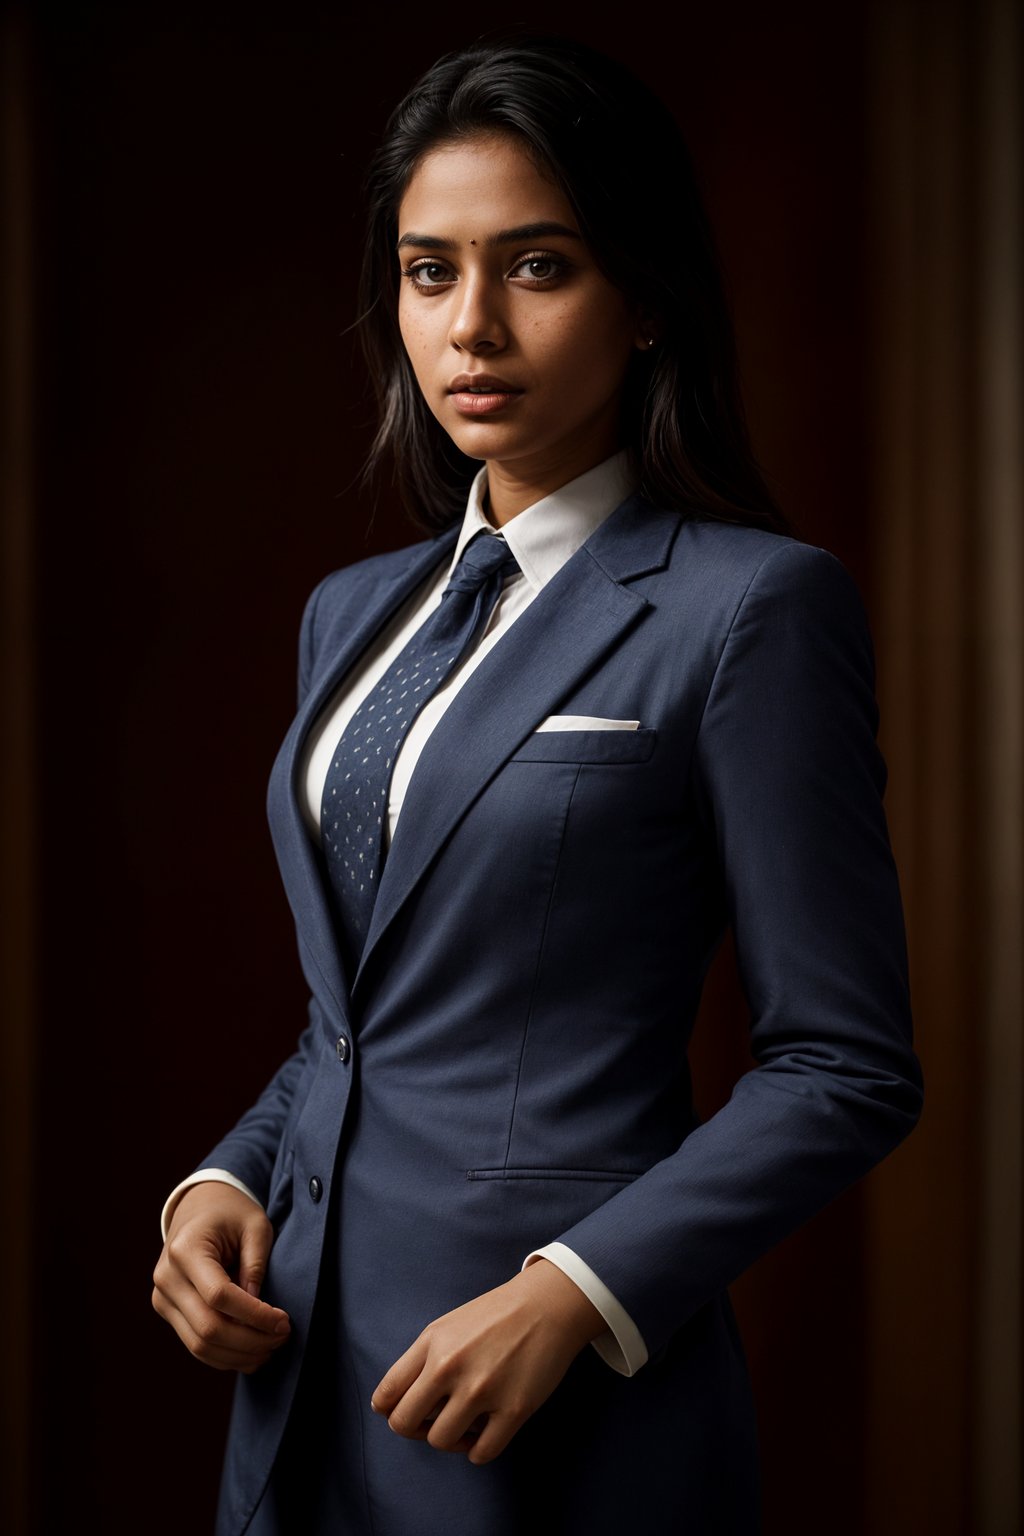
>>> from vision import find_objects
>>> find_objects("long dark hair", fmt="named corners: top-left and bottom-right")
top-left (355, 29), bottom-right (789, 536)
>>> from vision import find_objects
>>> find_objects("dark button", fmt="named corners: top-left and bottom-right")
top-left (308, 1176), bottom-right (323, 1203)
top-left (336, 1034), bottom-right (350, 1063)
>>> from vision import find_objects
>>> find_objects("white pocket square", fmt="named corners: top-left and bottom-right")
top-left (534, 715), bottom-right (641, 732)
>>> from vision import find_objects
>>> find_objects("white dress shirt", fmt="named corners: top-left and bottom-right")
top-left (160, 448), bottom-right (650, 1377)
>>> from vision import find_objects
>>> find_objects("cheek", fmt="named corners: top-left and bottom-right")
top-left (397, 309), bottom-right (434, 389)
top-left (397, 299), bottom-right (417, 355)
top-left (533, 300), bottom-right (633, 393)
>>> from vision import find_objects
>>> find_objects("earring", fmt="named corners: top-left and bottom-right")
top-left (646, 337), bottom-right (655, 348)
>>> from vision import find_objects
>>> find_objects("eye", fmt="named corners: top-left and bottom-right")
top-left (400, 260), bottom-right (453, 290)
top-left (509, 254), bottom-right (568, 283)
top-left (399, 251), bottom-right (571, 293)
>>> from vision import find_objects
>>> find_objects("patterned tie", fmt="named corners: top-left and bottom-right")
top-left (320, 528), bottom-right (520, 969)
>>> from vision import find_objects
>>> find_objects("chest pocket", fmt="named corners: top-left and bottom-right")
top-left (508, 727), bottom-right (657, 765)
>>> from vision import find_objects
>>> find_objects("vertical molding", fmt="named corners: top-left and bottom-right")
top-left (0, 8), bottom-right (35, 1535)
top-left (975, 0), bottom-right (1023, 1528)
top-left (865, 1), bottom-right (1022, 1532)
top-left (864, 2), bottom-right (975, 1527)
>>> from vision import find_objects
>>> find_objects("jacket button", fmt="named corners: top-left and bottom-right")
top-left (308, 1176), bottom-right (323, 1203)
top-left (336, 1034), bottom-right (350, 1063)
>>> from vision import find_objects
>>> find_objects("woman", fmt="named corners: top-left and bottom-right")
top-left (152, 30), bottom-right (924, 1535)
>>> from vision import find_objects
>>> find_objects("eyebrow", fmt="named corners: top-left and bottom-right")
top-left (396, 221), bottom-right (583, 253)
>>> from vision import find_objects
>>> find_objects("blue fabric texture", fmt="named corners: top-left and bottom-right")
top-left (195, 494), bottom-right (924, 1536)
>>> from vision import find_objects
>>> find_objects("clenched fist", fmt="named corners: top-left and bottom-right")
top-left (152, 1181), bottom-right (291, 1374)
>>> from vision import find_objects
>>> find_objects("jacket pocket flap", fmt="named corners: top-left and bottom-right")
top-left (466, 1166), bottom-right (642, 1182)
top-left (509, 727), bottom-right (657, 764)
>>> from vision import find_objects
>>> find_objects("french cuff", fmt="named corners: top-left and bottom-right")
top-left (160, 1168), bottom-right (264, 1243)
top-left (521, 1240), bottom-right (649, 1377)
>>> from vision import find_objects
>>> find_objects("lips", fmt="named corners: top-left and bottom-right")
top-left (447, 373), bottom-right (523, 394)
top-left (447, 373), bottom-right (525, 419)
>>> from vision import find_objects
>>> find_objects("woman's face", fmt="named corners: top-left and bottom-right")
top-left (396, 131), bottom-right (651, 494)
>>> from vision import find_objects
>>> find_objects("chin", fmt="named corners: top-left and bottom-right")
top-left (449, 427), bottom-right (530, 457)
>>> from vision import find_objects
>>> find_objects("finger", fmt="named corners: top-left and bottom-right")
top-left (427, 1408), bottom-right (488, 1450)
top-left (186, 1250), bottom-right (290, 1335)
top-left (237, 1218), bottom-right (272, 1300)
top-left (172, 1310), bottom-right (279, 1372)
top-left (381, 1368), bottom-right (450, 1440)
top-left (153, 1288), bottom-right (287, 1373)
top-left (370, 1338), bottom-right (428, 1417)
top-left (464, 1409), bottom-right (521, 1466)
top-left (155, 1265), bottom-right (290, 1354)
top-left (426, 1399), bottom-right (491, 1455)
top-left (163, 1233), bottom-right (289, 1334)
top-left (381, 1397), bottom-right (449, 1445)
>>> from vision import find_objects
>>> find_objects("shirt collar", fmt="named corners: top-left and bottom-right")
top-left (445, 448), bottom-right (639, 594)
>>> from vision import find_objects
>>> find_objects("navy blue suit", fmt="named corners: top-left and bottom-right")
top-left (200, 492), bottom-right (924, 1534)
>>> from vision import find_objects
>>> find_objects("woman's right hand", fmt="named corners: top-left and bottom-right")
top-left (152, 1182), bottom-right (292, 1374)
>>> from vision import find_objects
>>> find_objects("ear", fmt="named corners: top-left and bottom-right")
top-left (631, 304), bottom-right (661, 353)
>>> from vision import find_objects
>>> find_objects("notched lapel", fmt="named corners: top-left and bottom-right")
top-left (350, 493), bottom-right (680, 1002)
top-left (266, 525), bottom-right (461, 1022)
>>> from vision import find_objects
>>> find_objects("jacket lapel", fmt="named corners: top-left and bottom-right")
top-left (266, 524), bottom-right (461, 1022)
top-left (349, 492), bottom-right (679, 1004)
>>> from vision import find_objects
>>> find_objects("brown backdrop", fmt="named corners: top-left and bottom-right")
top-left (2, 4), bottom-right (1019, 1534)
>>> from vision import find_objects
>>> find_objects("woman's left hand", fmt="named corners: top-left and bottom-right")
top-left (370, 1257), bottom-right (607, 1465)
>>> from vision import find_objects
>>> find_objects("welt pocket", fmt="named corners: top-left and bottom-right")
top-left (466, 1166), bottom-right (642, 1184)
top-left (508, 727), bottom-right (657, 765)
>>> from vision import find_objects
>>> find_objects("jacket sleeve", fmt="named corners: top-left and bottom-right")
top-left (175, 572), bottom-right (336, 1208)
top-left (543, 539), bottom-right (925, 1367)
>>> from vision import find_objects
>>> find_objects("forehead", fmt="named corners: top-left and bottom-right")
top-left (397, 133), bottom-right (577, 238)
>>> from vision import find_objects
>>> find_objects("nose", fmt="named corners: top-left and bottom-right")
top-left (448, 273), bottom-right (507, 354)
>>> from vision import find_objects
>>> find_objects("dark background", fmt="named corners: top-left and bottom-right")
top-left (3, 3), bottom-right (1019, 1534)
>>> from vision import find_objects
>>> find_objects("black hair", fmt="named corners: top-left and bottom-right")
top-left (355, 29), bottom-right (789, 536)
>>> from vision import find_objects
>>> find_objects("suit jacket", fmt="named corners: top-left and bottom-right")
top-left (200, 490), bottom-right (924, 1535)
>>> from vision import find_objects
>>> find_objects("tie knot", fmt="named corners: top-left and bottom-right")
top-left (445, 530), bottom-right (520, 596)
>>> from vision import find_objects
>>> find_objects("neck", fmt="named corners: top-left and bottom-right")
top-left (481, 438), bottom-right (624, 527)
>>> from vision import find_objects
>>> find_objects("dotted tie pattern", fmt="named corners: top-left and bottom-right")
top-left (320, 529), bottom-right (521, 972)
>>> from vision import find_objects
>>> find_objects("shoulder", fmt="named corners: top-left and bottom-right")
top-left (669, 521), bottom-right (879, 738)
top-left (642, 506), bottom-right (871, 666)
top-left (669, 516), bottom-right (861, 613)
top-left (299, 527), bottom-right (453, 644)
top-left (294, 526), bottom-right (455, 701)
top-left (304, 530), bottom-right (448, 616)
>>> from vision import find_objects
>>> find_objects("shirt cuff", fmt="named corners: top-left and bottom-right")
top-left (521, 1240), bottom-right (649, 1377)
top-left (160, 1168), bottom-right (264, 1243)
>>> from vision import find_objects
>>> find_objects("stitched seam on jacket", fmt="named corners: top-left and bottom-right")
top-left (500, 761), bottom-right (584, 1173)
top-left (684, 539), bottom-right (819, 837)
top-left (300, 933), bottom-right (345, 1019)
top-left (347, 1297), bottom-right (377, 1536)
